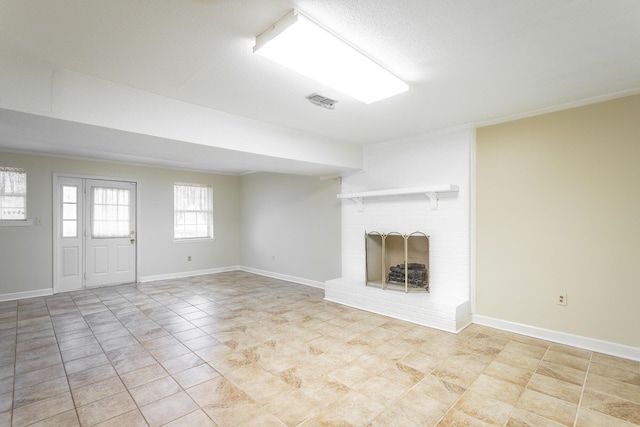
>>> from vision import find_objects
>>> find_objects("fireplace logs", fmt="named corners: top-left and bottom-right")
top-left (387, 263), bottom-right (427, 287)
top-left (365, 231), bottom-right (429, 292)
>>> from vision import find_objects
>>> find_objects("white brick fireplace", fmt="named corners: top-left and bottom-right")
top-left (325, 127), bottom-right (473, 332)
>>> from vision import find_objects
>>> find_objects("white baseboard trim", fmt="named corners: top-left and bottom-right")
top-left (139, 266), bottom-right (241, 283)
top-left (473, 315), bottom-right (640, 362)
top-left (238, 266), bottom-right (325, 289)
top-left (0, 288), bottom-right (54, 302)
top-left (139, 266), bottom-right (325, 290)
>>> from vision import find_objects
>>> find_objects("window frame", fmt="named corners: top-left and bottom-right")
top-left (173, 183), bottom-right (214, 242)
top-left (0, 166), bottom-right (32, 226)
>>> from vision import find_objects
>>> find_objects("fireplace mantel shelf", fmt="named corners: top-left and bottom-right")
top-left (337, 184), bottom-right (459, 210)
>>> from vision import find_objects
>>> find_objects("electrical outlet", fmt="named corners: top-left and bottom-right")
top-left (188, 256), bottom-right (192, 262)
top-left (557, 293), bottom-right (567, 306)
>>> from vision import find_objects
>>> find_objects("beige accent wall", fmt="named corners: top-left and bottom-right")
top-left (476, 95), bottom-right (640, 347)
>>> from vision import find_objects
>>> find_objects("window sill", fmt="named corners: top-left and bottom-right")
top-left (173, 237), bottom-right (216, 244)
top-left (0, 220), bottom-right (33, 227)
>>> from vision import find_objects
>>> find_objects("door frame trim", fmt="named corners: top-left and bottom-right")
top-left (53, 173), bottom-right (140, 293)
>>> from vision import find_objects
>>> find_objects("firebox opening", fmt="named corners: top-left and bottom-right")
top-left (365, 231), bottom-right (429, 292)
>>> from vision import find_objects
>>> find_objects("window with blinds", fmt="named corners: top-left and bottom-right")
top-left (0, 167), bottom-right (27, 221)
top-left (174, 183), bottom-right (214, 240)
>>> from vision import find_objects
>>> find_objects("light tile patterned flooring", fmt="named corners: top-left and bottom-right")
top-left (0, 272), bottom-right (639, 426)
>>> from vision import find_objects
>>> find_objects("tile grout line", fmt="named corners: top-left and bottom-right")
top-left (9, 304), bottom-right (17, 427)
top-left (14, 300), bottom-right (66, 426)
top-left (56, 293), bottom-right (104, 425)
top-left (46, 288), bottom-right (150, 426)
top-left (430, 329), bottom-right (485, 425)
top-left (27, 293), bottom-right (93, 426)
top-left (7, 275), bottom-right (640, 427)
top-left (505, 341), bottom-right (552, 426)
top-left (98, 284), bottom-right (200, 427)
top-left (572, 351), bottom-right (592, 427)
top-left (86, 289), bottom-right (153, 427)
top-left (118, 283), bottom-right (224, 426)
top-left (49, 296), bottom-right (82, 427)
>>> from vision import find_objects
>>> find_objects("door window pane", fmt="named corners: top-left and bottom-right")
top-left (63, 203), bottom-right (77, 220)
top-left (62, 220), bottom-right (77, 237)
top-left (92, 187), bottom-right (130, 238)
top-left (62, 185), bottom-right (77, 203)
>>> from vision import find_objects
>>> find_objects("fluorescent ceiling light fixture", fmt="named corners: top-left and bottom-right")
top-left (254, 9), bottom-right (408, 104)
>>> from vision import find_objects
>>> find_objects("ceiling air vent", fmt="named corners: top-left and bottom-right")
top-left (306, 93), bottom-right (338, 110)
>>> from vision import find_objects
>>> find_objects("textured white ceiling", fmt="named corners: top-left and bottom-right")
top-left (0, 0), bottom-right (639, 173)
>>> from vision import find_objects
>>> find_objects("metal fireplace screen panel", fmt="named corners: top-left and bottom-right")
top-left (365, 231), bottom-right (429, 293)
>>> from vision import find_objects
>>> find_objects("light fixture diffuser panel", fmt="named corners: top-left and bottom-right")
top-left (254, 10), bottom-right (408, 104)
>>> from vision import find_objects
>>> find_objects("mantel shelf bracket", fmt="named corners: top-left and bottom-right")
top-left (425, 192), bottom-right (438, 210)
top-left (347, 197), bottom-right (364, 212)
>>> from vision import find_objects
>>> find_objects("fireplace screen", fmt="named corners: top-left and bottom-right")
top-left (365, 231), bottom-right (429, 292)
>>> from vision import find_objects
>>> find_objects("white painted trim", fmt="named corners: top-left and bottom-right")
top-left (473, 315), bottom-right (640, 362)
top-left (139, 265), bottom-right (325, 290)
top-left (0, 220), bottom-right (33, 227)
top-left (0, 288), bottom-right (53, 302)
top-left (469, 129), bottom-right (477, 315)
top-left (239, 266), bottom-right (325, 289)
top-left (52, 172), bottom-right (140, 183)
top-left (139, 266), bottom-right (240, 283)
top-left (475, 88), bottom-right (640, 129)
top-left (172, 238), bottom-right (216, 244)
top-left (368, 123), bottom-right (476, 151)
top-left (337, 184), bottom-right (459, 200)
top-left (134, 179), bottom-right (142, 284)
top-left (1, 147), bottom-right (244, 176)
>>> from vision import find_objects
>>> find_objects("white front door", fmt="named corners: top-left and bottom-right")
top-left (85, 179), bottom-right (137, 287)
top-left (54, 176), bottom-right (137, 292)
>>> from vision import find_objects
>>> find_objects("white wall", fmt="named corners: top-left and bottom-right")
top-left (0, 52), bottom-right (363, 171)
top-left (326, 128), bottom-right (473, 332)
top-left (341, 128), bottom-right (472, 301)
top-left (0, 151), bottom-right (240, 297)
top-left (239, 172), bottom-right (341, 287)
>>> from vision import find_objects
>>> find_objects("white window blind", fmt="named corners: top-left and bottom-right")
top-left (92, 187), bottom-right (130, 238)
top-left (174, 184), bottom-right (213, 239)
top-left (0, 167), bottom-right (27, 220)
